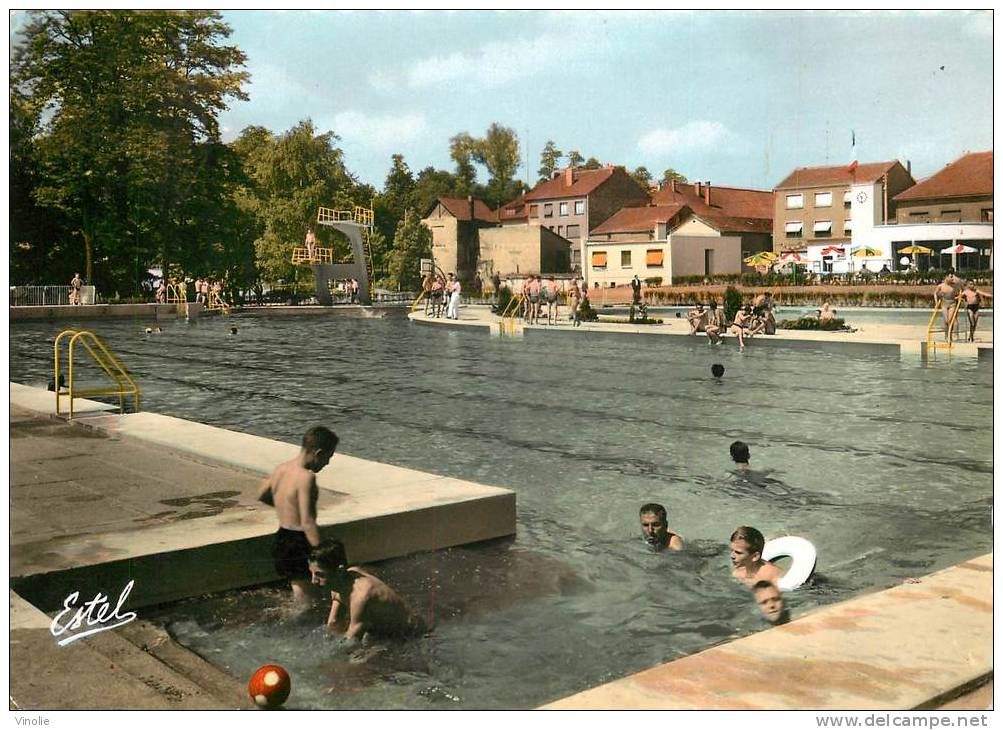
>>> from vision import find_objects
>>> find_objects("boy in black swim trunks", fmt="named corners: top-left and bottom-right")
top-left (257, 425), bottom-right (339, 603)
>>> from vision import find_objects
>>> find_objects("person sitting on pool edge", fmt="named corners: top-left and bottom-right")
top-left (752, 580), bottom-right (790, 625)
top-left (309, 539), bottom-right (426, 642)
top-left (730, 440), bottom-right (750, 471)
top-left (730, 526), bottom-right (780, 588)
top-left (639, 503), bottom-right (684, 551)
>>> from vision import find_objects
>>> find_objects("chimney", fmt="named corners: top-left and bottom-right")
top-left (565, 167), bottom-right (574, 186)
top-left (670, 180), bottom-right (677, 193)
top-left (467, 195), bottom-right (474, 221)
top-left (704, 181), bottom-right (711, 206)
top-left (695, 181), bottom-right (702, 197)
top-left (906, 160), bottom-right (912, 176)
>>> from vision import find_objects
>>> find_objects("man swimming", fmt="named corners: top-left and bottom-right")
top-left (753, 580), bottom-right (790, 625)
top-left (639, 503), bottom-right (684, 551)
top-left (730, 441), bottom-right (750, 471)
top-left (730, 526), bottom-right (780, 588)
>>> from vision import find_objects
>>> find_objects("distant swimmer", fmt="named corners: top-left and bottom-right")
top-left (711, 363), bottom-right (725, 379)
top-left (730, 440), bottom-right (750, 471)
top-left (257, 425), bottom-right (339, 604)
top-left (310, 539), bottom-right (426, 642)
top-left (639, 503), bottom-right (684, 551)
top-left (730, 526), bottom-right (780, 588)
top-left (753, 580), bottom-right (790, 625)
top-left (230, 326), bottom-right (238, 335)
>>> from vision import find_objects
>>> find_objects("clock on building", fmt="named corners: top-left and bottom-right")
top-left (856, 191), bottom-right (868, 203)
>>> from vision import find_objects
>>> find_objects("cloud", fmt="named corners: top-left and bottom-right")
top-left (325, 110), bottom-right (429, 149)
top-left (372, 31), bottom-right (594, 91)
top-left (638, 121), bottom-right (734, 155)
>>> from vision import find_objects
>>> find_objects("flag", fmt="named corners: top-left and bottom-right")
top-left (847, 130), bottom-right (858, 174)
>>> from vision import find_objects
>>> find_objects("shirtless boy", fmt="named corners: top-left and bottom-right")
top-left (753, 580), bottom-right (789, 625)
top-left (961, 280), bottom-right (991, 343)
top-left (730, 441), bottom-right (751, 471)
top-left (639, 503), bottom-right (684, 551)
top-left (310, 539), bottom-right (425, 642)
top-left (705, 302), bottom-right (727, 344)
top-left (730, 526), bottom-right (780, 587)
top-left (933, 276), bottom-right (961, 342)
top-left (257, 425), bottom-right (339, 603)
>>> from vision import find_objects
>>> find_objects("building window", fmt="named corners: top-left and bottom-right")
top-left (786, 194), bottom-right (804, 209)
top-left (559, 202), bottom-right (569, 216)
top-left (844, 191), bottom-right (852, 209)
top-left (814, 192), bottom-right (832, 208)
top-left (813, 220), bottom-right (832, 238)
top-left (646, 249), bottom-right (664, 268)
top-left (557, 225), bottom-right (563, 236)
top-left (591, 251), bottom-right (607, 269)
top-left (940, 209), bottom-right (961, 223)
top-left (981, 208), bottom-right (993, 222)
top-left (621, 250), bottom-right (632, 268)
top-left (566, 224), bottom-right (580, 239)
top-left (575, 200), bottom-right (585, 215)
top-left (785, 221), bottom-right (803, 238)
top-left (908, 211), bottom-right (930, 222)
top-left (544, 203), bottom-right (553, 218)
top-left (529, 204), bottom-right (539, 218)
top-left (843, 220), bottom-right (852, 236)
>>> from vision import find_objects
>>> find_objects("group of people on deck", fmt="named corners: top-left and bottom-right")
top-left (421, 271), bottom-right (462, 320)
top-left (933, 268), bottom-right (990, 342)
top-left (687, 292), bottom-right (777, 350)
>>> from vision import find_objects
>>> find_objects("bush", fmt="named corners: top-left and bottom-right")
top-left (644, 277), bottom-right (663, 287)
top-left (496, 285), bottom-right (513, 313)
top-left (780, 317), bottom-right (847, 331)
top-left (724, 286), bottom-right (743, 322)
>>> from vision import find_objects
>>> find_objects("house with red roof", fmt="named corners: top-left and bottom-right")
top-left (773, 160), bottom-right (915, 273)
top-left (421, 196), bottom-right (498, 279)
top-left (583, 181), bottom-right (773, 287)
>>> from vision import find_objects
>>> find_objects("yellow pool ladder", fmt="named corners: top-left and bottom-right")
top-left (410, 290), bottom-right (429, 313)
top-left (499, 294), bottom-right (525, 335)
top-left (207, 290), bottom-right (231, 314)
top-left (926, 297), bottom-right (963, 355)
top-left (54, 329), bottom-right (140, 418)
top-left (166, 280), bottom-right (188, 316)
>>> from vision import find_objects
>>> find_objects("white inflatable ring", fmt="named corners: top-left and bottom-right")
top-left (762, 536), bottom-right (817, 591)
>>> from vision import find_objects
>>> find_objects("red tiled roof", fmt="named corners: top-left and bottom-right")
top-left (690, 211), bottom-right (773, 235)
top-left (497, 193), bottom-right (528, 223)
top-left (775, 161), bottom-right (899, 189)
top-left (590, 204), bottom-right (686, 234)
top-left (893, 151), bottom-right (993, 202)
top-left (523, 166), bottom-right (618, 201)
top-left (650, 182), bottom-right (774, 220)
top-left (433, 197), bottom-right (497, 222)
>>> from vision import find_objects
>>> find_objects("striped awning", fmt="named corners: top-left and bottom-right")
top-left (785, 221), bottom-right (803, 233)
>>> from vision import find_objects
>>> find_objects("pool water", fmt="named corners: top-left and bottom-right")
top-left (8, 313), bottom-right (993, 709)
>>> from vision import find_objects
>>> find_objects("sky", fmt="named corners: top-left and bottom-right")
top-left (10, 9), bottom-right (995, 193)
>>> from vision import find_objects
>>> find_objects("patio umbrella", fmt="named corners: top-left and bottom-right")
top-left (897, 244), bottom-right (932, 272)
top-left (744, 251), bottom-right (778, 266)
top-left (942, 243), bottom-right (978, 271)
top-left (851, 246), bottom-right (883, 257)
top-left (779, 252), bottom-right (808, 263)
top-left (820, 246), bottom-right (845, 257)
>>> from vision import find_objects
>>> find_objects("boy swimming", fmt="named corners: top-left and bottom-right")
top-left (730, 526), bottom-right (780, 587)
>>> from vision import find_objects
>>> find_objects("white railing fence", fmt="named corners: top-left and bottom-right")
top-left (9, 285), bottom-right (97, 307)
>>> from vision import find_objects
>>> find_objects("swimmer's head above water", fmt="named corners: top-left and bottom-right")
top-left (753, 580), bottom-right (789, 625)
top-left (639, 503), bottom-right (683, 551)
top-left (730, 440), bottom-right (750, 467)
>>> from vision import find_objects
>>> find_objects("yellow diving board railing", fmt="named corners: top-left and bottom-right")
top-left (54, 329), bottom-right (140, 419)
top-left (316, 206), bottom-right (374, 228)
top-left (291, 246), bottom-right (334, 265)
top-left (926, 297), bottom-right (963, 353)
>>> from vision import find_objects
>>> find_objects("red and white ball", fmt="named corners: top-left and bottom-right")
top-left (248, 664), bottom-right (291, 709)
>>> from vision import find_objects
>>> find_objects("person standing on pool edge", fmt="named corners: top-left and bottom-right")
top-left (730, 526), bottom-right (780, 588)
top-left (639, 503), bottom-right (684, 551)
top-left (257, 426), bottom-right (339, 604)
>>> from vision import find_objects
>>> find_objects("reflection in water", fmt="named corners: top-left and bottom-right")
top-left (9, 314), bottom-right (993, 709)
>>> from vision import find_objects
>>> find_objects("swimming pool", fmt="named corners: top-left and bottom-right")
top-left (8, 313), bottom-right (993, 709)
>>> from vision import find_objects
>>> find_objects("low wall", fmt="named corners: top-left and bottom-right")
top-left (10, 303), bottom-right (187, 321)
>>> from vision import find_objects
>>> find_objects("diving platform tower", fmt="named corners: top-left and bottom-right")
top-left (291, 206), bottom-right (375, 305)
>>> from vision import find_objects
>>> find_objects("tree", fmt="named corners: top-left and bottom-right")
top-left (660, 168), bottom-right (688, 185)
top-left (473, 123), bottom-right (521, 208)
top-left (412, 166), bottom-right (460, 216)
top-left (387, 212), bottom-right (432, 291)
top-left (11, 10), bottom-right (249, 289)
top-left (449, 132), bottom-right (478, 195)
top-left (566, 150), bottom-right (585, 168)
top-left (630, 166), bottom-right (654, 190)
top-left (538, 140), bottom-right (563, 181)
top-left (582, 157), bottom-right (603, 170)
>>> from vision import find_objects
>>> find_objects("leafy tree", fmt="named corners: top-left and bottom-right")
top-left (11, 10), bottom-right (249, 289)
top-left (631, 166), bottom-right (654, 190)
top-left (449, 132), bottom-right (478, 195)
top-left (566, 150), bottom-right (585, 168)
top-left (412, 166), bottom-right (460, 216)
top-left (538, 140), bottom-right (563, 181)
top-left (661, 168), bottom-right (688, 185)
top-left (582, 157), bottom-right (603, 170)
top-left (387, 212), bottom-right (432, 291)
top-left (473, 123), bottom-right (521, 208)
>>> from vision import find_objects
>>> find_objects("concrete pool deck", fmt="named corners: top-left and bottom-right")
top-left (408, 306), bottom-right (992, 359)
top-left (542, 554), bottom-right (992, 710)
top-left (10, 382), bottom-right (516, 611)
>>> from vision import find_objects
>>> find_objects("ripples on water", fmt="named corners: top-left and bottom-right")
top-left (9, 312), bottom-right (993, 709)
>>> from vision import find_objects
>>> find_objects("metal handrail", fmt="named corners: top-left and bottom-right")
top-left (926, 297), bottom-right (963, 351)
top-left (291, 246), bottom-right (334, 265)
top-left (410, 290), bottom-right (429, 312)
top-left (54, 329), bottom-right (140, 418)
top-left (206, 290), bottom-right (230, 313)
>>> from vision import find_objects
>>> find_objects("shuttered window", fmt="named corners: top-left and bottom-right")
top-left (646, 249), bottom-right (664, 267)
top-left (591, 252), bottom-right (607, 268)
